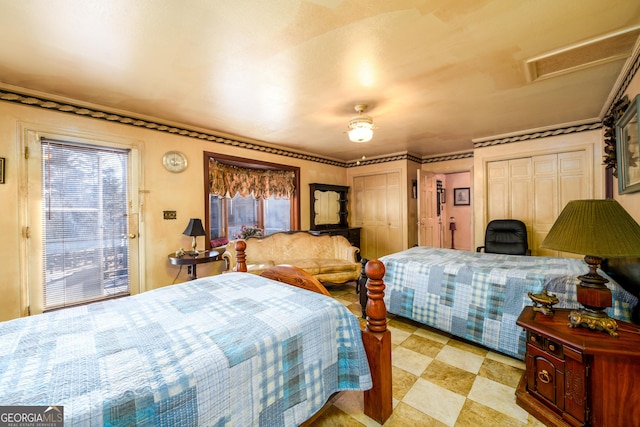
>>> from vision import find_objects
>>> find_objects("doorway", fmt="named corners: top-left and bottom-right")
top-left (22, 130), bottom-right (141, 314)
top-left (417, 170), bottom-right (471, 250)
top-left (417, 170), bottom-right (440, 247)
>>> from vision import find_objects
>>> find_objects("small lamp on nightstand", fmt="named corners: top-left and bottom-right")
top-left (541, 199), bottom-right (640, 337)
top-left (183, 218), bottom-right (206, 255)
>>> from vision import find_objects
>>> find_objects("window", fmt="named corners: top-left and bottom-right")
top-left (204, 152), bottom-right (300, 247)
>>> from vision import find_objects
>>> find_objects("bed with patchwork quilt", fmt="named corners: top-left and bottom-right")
top-left (379, 246), bottom-right (638, 360)
top-left (0, 271), bottom-right (373, 426)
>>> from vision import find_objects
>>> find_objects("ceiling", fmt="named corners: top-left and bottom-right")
top-left (1, 1), bottom-right (639, 162)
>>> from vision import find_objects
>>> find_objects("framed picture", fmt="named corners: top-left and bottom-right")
top-left (616, 94), bottom-right (640, 194)
top-left (454, 187), bottom-right (470, 206)
top-left (0, 157), bottom-right (4, 184)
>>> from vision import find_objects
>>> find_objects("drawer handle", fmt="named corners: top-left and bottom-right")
top-left (538, 370), bottom-right (551, 384)
top-left (548, 343), bottom-right (555, 351)
top-left (530, 336), bottom-right (537, 343)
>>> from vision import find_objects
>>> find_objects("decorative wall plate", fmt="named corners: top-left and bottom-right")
top-left (162, 151), bottom-right (188, 173)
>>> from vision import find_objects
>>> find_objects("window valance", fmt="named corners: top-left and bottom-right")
top-left (209, 159), bottom-right (296, 199)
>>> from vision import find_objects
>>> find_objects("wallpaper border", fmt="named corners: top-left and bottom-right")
top-left (0, 88), bottom-right (607, 167)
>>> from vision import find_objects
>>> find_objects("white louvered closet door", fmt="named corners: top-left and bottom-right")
top-left (487, 150), bottom-right (588, 256)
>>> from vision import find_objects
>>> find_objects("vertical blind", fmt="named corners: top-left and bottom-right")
top-left (41, 139), bottom-right (131, 310)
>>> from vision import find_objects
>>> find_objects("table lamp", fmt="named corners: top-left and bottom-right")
top-left (541, 199), bottom-right (640, 336)
top-left (183, 218), bottom-right (206, 255)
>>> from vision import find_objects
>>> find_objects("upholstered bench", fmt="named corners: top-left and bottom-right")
top-left (221, 231), bottom-right (361, 284)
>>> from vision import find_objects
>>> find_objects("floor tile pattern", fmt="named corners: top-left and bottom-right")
top-left (308, 283), bottom-right (546, 426)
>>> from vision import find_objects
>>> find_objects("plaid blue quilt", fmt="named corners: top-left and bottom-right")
top-left (380, 247), bottom-right (638, 359)
top-left (0, 272), bottom-right (372, 426)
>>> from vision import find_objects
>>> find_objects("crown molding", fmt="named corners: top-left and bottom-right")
top-left (0, 84), bottom-right (608, 168)
top-left (422, 151), bottom-right (474, 163)
top-left (345, 151), bottom-right (422, 167)
top-left (0, 85), bottom-right (349, 167)
top-left (0, 86), bottom-right (466, 167)
top-left (473, 120), bottom-right (602, 149)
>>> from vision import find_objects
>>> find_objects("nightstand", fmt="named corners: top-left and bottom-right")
top-left (516, 306), bottom-right (640, 427)
top-left (168, 250), bottom-right (219, 280)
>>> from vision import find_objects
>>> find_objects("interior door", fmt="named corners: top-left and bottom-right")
top-left (417, 170), bottom-right (438, 246)
top-left (23, 130), bottom-right (141, 315)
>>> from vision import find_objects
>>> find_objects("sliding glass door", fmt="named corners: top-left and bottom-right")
top-left (24, 130), bottom-right (141, 314)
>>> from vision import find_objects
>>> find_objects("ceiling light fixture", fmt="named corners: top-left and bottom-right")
top-left (348, 104), bottom-right (374, 143)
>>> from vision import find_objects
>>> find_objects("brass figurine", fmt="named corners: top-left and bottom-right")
top-left (568, 309), bottom-right (618, 337)
top-left (528, 289), bottom-right (559, 316)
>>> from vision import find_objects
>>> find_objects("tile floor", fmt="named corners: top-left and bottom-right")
top-left (308, 283), bottom-right (546, 427)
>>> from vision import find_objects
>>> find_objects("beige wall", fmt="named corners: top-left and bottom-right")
top-left (0, 101), bottom-right (345, 321)
top-left (406, 160), bottom-right (420, 248)
top-left (422, 157), bottom-right (474, 175)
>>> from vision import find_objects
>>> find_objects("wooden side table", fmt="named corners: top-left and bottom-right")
top-left (516, 306), bottom-right (640, 427)
top-left (168, 250), bottom-right (219, 280)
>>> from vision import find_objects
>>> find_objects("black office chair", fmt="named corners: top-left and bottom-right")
top-left (476, 219), bottom-right (530, 255)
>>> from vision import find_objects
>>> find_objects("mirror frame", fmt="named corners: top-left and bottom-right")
top-left (309, 183), bottom-right (349, 230)
top-left (616, 93), bottom-right (640, 194)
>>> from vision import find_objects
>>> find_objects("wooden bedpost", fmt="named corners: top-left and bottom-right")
top-left (361, 259), bottom-right (392, 424)
top-left (233, 240), bottom-right (247, 272)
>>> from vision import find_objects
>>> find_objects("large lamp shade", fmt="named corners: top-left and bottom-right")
top-left (541, 199), bottom-right (640, 257)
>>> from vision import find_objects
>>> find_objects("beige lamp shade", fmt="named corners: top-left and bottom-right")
top-left (541, 199), bottom-right (640, 257)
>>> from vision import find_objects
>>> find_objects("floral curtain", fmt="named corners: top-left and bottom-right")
top-left (209, 159), bottom-right (296, 199)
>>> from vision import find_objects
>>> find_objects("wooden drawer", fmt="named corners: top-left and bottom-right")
top-left (527, 331), bottom-right (544, 350)
top-left (526, 331), bottom-right (564, 359)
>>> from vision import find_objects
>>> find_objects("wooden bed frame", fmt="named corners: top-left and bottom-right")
top-left (233, 240), bottom-right (392, 424)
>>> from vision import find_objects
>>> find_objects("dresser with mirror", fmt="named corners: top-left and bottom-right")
top-left (308, 183), bottom-right (360, 250)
